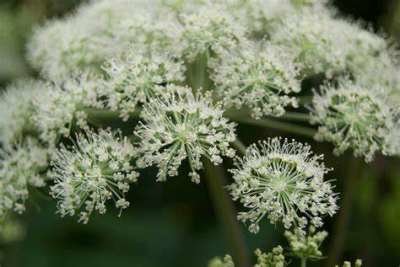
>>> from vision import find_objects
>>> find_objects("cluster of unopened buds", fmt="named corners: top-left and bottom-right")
top-left (0, 0), bottom-right (398, 266)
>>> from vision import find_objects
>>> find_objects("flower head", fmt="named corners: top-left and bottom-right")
top-left (0, 139), bottom-right (48, 217)
top-left (285, 226), bottom-right (327, 261)
top-left (229, 138), bottom-right (337, 233)
top-left (33, 75), bottom-right (103, 146)
top-left (101, 49), bottom-right (185, 120)
top-left (135, 85), bottom-right (236, 183)
top-left (311, 78), bottom-right (395, 162)
top-left (50, 129), bottom-right (138, 223)
top-left (0, 79), bottom-right (48, 146)
top-left (28, 0), bottom-right (179, 80)
top-left (180, 5), bottom-right (245, 62)
top-left (254, 246), bottom-right (286, 267)
top-left (270, 7), bottom-right (346, 76)
top-left (208, 255), bottom-right (234, 267)
top-left (211, 42), bottom-right (300, 118)
top-left (270, 6), bottom-right (389, 77)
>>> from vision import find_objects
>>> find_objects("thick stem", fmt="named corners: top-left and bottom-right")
top-left (301, 258), bottom-right (307, 267)
top-left (203, 160), bottom-right (251, 267)
top-left (281, 112), bottom-right (310, 123)
top-left (325, 157), bottom-right (361, 267)
top-left (186, 52), bottom-right (212, 90)
top-left (232, 139), bottom-right (247, 155)
top-left (228, 115), bottom-right (316, 139)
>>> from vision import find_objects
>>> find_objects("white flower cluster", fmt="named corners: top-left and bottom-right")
top-left (0, 0), bottom-right (398, 241)
top-left (311, 79), bottom-right (396, 162)
top-left (211, 42), bottom-right (300, 118)
top-left (135, 86), bottom-right (236, 183)
top-left (254, 246), bottom-right (286, 267)
top-left (33, 75), bottom-right (103, 146)
top-left (208, 246), bottom-right (286, 267)
top-left (229, 138), bottom-right (337, 233)
top-left (285, 227), bottom-right (327, 261)
top-left (0, 139), bottom-right (48, 216)
top-left (179, 5), bottom-right (245, 62)
top-left (101, 50), bottom-right (185, 121)
top-left (0, 79), bottom-right (47, 147)
top-left (28, 0), bottom-right (173, 80)
top-left (208, 255), bottom-right (235, 267)
top-left (270, 6), bottom-right (390, 77)
top-left (50, 130), bottom-right (138, 223)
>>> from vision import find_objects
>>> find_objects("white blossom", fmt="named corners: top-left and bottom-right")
top-left (0, 139), bottom-right (48, 216)
top-left (229, 138), bottom-right (337, 233)
top-left (27, 0), bottom-right (178, 80)
top-left (50, 129), bottom-right (138, 223)
top-left (179, 5), bottom-right (245, 62)
top-left (135, 85), bottom-right (237, 183)
top-left (285, 227), bottom-right (327, 261)
top-left (0, 79), bottom-right (48, 146)
top-left (101, 49), bottom-right (185, 121)
top-left (270, 6), bottom-right (390, 77)
top-left (311, 78), bottom-right (395, 162)
top-left (33, 75), bottom-right (103, 146)
top-left (211, 41), bottom-right (300, 118)
top-left (270, 7), bottom-right (345, 76)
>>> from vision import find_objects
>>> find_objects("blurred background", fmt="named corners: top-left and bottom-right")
top-left (0, 0), bottom-right (400, 266)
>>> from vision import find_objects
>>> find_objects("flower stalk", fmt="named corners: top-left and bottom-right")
top-left (204, 160), bottom-right (251, 267)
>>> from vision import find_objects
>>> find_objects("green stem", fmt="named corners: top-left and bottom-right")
top-left (325, 157), bottom-right (362, 267)
top-left (298, 95), bottom-right (313, 106)
top-left (228, 115), bottom-right (316, 138)
top-left (83, 107), bottom-right (141, 126)
top-left (232, 139), bottom-right (247, 155)
top-left (301, 258), bottom-right (307, 267)
top-left (281, 112), bottom-right (310, 123)
top-left (186, 52), bottom-right (212, 90)
top-left (203, 160), bottom-right (251, 267)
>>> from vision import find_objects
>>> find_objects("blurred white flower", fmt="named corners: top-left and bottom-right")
top-left (0, 138), bottom-right (48, 216)
top-left (33, 75), bottom-right (103, 146)
top-left (270, 6), bottom-right (389, 77)
top-left (0, 79), bottom-right (48, 146)
top-left (27, 0), bottom-right (179, 80)
top-left (179, 5), bottom-right (245, 62)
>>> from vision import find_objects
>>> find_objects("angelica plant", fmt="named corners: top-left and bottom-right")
top-left (0, 0), bottom-right (399, 266)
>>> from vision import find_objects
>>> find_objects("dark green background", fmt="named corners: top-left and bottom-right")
top-left (0, 1), bottom-right (399, 266)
